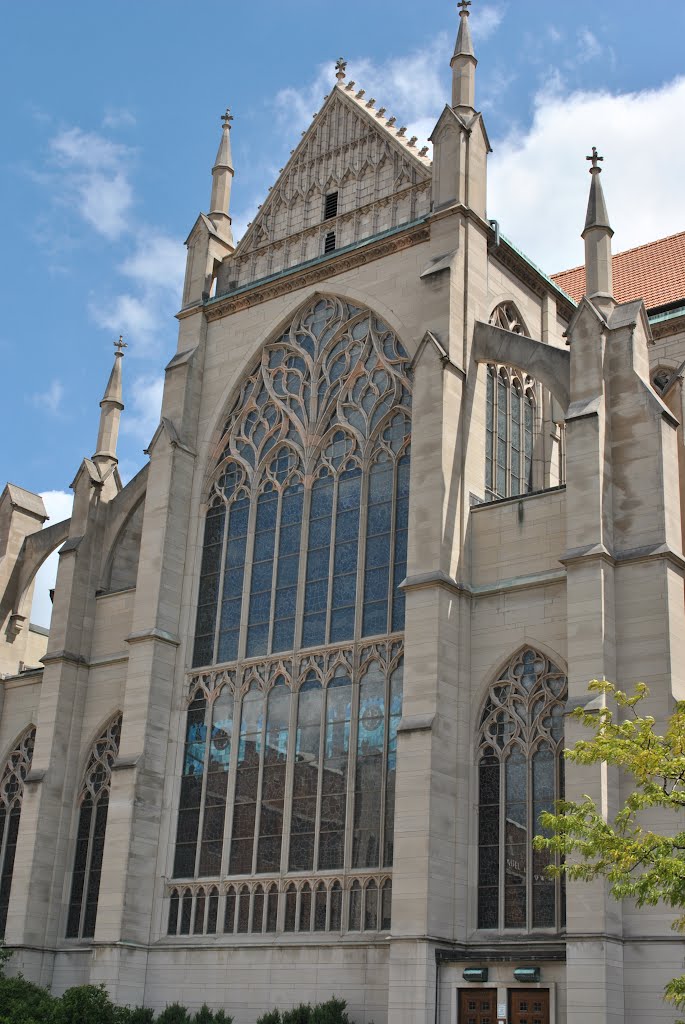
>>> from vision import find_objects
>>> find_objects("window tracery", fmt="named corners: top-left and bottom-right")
top-left (174, 644), bottom-right (402, 927)
top-left (66, 714), bottom-right (122, 939)
top-left (193, 295), bottom-right (412, 668)
top-left (476, 649), bottom-right (567, 933)
top-left (166, 874), bottom-right (392, 937)
top-left (178, 296), bottom-right (410, 916)
top-left (0, 727), bottom-right (35, 938)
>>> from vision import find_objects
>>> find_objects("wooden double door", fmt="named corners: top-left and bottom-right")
top-left (458, 988), bottom-right (549, 1024)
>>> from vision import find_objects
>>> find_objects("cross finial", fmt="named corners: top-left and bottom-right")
top-left (221, 108), bottom-right (234, 130)
top-left (114, 335), bottom-right (127, 355)
top-left (458, 0), bottom-right (472, 15)
top-left (586, 146), bottom-right (604, 172)
top-left (335, 58), bottom-right (347, 82)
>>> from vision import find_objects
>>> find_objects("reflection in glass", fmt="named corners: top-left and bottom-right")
top-left (289, 677), bottom-right (322, 872)
top-left (257, 678), bottom-right (291, 872)
top-left (230, 685), bottom-right (264, 875)
top-left (318, 672), bottom-right (352, 870)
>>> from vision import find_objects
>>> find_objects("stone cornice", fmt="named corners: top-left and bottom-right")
top-left (40, 649), bottom-right (87, 667)
top-left (491, 239), bottom-right (576, 320)
top-left (125, 627), bottom-right (181, 648)
top-left (562, 542), bottom-right (685, 572)
top-left (200, 221), bottom-right (430, 321)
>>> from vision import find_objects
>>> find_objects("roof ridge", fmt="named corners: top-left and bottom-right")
top-left (337, 80), bottom-right (433, 166)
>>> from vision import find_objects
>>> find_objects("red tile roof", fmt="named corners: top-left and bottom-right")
top-left (552, 230), bottom-right (685, 310)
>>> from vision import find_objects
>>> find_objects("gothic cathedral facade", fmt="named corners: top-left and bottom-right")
top-left (2, 8), bottom-right (685, 1024)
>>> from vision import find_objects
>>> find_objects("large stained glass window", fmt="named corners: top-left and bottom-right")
top-left (0, 728), bottom-right (35, 938)
top-left (476, 649), bottom-right (566, 933)
top-left (192, 296), bottom-right (411, 667)
top-left (176, 297), bottom-right (411, 927)
top-left (66, 715), bottom-right (122, 939)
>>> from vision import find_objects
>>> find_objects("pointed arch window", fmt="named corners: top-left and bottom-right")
top-left (66, 714), bottom-right (122, 939)
top-left (192, 296), bottom-right (412, 668)
top-left (0, 727), bottom-right (35, 938)
top-left (178, 297), bottom-right (411, 896)
top-left (476, 649), bottom-right (567, 932)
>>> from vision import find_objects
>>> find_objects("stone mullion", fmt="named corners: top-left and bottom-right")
top-left (192, 697), bottom-right (214, 879)
top-left (344, 652), bottom-right (361, 872)
top-left (219, 686), bottom-right (240, 879)
top-left (324, 473), bottom-right (340, 645)
top-left (293, 481), bottom-right (314, 653)
top-left (266, 488), bottom-right (284, 656)
top-left (312, 678), bottom-right (327, 873)
top-left (354, 451), bottom-right (371, 644)
top-left (279, 676), bottom-right (299, 875)
top-left (77, 793), bottom-right (98, 938)
top-left (237, 487), bottom-right (260, 664)
top-left (210, 501), bottom-right (230, 666)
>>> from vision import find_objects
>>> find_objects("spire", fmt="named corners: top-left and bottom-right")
top-left (209, 108), bottom-right (235, 242)
top-left (451, 0), bottom-right (477, 112)
top-left (582, 147), bottom-right (614, 309)
top-left (93, 337), bottom-right (125, 470)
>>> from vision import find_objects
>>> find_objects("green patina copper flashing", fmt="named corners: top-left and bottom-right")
top-left (206, 216), bottom-right (429, 306)
top-left (649, 304), bottom-right (685, 325)
top-left (499, 232), bottom-right (578, 306)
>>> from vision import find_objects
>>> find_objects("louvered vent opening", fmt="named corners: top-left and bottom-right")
top-left (324, 191), bottom-right (339, 220)
top-left (324, 231), bottom-right (336, 254)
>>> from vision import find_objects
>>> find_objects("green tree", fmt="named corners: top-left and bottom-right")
top-left (0, 975), bottom-right (56, 1023)
top-left (535, 680), bottom-right (685, 1016)
top-left (50, 984), bottom-right (120, 1024)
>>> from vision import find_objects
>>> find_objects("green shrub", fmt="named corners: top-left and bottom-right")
top-left (51, 984), bottom-right (120, 1024)
top-left (190, 1008), bottom-right (232, 1024)
top-left (311, 999), bottom-right (350, 1024)
top-left (256, 1012), bottom-right (281, 1024)
top-left (117, 1008), bottom-right (156, 1024)
top-left (0, 975), bottom-right (56, 1023)
top-left (156, 1005), bottom-right (191, 1024)
top-left (281, 1006), bottom-right (312, 1024)
top-left (0, 943), bottom-right (12, 978)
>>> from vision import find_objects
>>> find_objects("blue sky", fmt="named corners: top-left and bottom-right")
top-left (2, 0), bottom-right (684, 623)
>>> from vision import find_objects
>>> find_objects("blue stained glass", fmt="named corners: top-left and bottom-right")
top-left (217, 629), bottom-right (239, 664)
top-left (223, 567), bottom-right (244, 598)
top-left (272, 620), bottom-right (295, 651)
top-left (394, 530), bottom-right (408, 563)
top-left (276, 553), bottom-right (299, 586)
top-left (304, 579), bottom-right (328, 612)
top-left (250, 561), bottom-right (274, 592)
top-left (220, 598), bottom-right (241, 630)
top-left (274, 587), bottom-right (297, 618)
top-left (247, 624), bottom-right (269, 656)
top-left (253, 529), bottom-right (276, 563)
top-left (335, 509), bottom-right (359, 542)
top-left (310, 478), bottom-right (334, 518)
top-left (330, 606), bottom-right (355, 641)
top-left (367, 503), bottom-right (392, 534)
top-left (302, 612), bottom-right (326, 648)
top-left (249, 592), bottom-right (271, 621)
top-left (198, 573), bottom-right (219, 607)
top-left (278, 523), bottom-right (301, 555)
top-left (334, 541), bottom-right (358, 574)
top-left (366, 535), bottom-right (391, 569)
top-left (332, 573), bottom-right (356, 604)
top-left (364, 567), bottom-right (390, 602)
top-left (362, 601), bottom-right (387, 637)
top-left (338, 470), bottom-right (361, 509)
top-left (308, 518), bottom-right (332, 548)
top-left (200, 542), bottom-right (222, 576)
top-left (281, 489), bottom-right (304, 524)
top-left (306, 547), bottom-right (330, 582)
top-left (369, 467), bottom-right (393, 501)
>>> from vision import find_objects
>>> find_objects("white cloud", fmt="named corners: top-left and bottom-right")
top-left (102, 108), bottom-right (137, 130)
top-left (122, 373), bottom-right (164, 443)
top-left (49, 127), bottom-right (135, 240)
top-left (32, 379), bottom-right (64, 415)
top-left (90, 231), bottom-right (185, 350)
top-left (575, 28), bottom-right (602, 64)
top-left (489, 75), bottom-right (685, 274)
top-left (30, 490), bottom-right (74, 629)
top-left (472, 5), bottom-right (505, 41)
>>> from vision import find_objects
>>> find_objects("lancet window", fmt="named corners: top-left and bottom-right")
top-left (0, 728), bottom-right (35, 938)
top-left (66, 714), bottom-right (122, 939)
top-left (192, 295), bottom-right (412, 669)
top-left (484, 304), bottom-right (536, 501)
top-left (476, 649), bottom-right (567, 933)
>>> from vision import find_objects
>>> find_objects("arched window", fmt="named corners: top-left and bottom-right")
top-left (66, 715), bottom-right (121, 939)
top-left (192, 296), bottom-right (411, 667)
top-left (485, 365), bottom-right (535, 501)
top-left (177, 297), bottom-right (410, 902)
top-left (476, 649), bottom-right (567, 932)
top-left (0, 728), bottom-right (35, 938)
